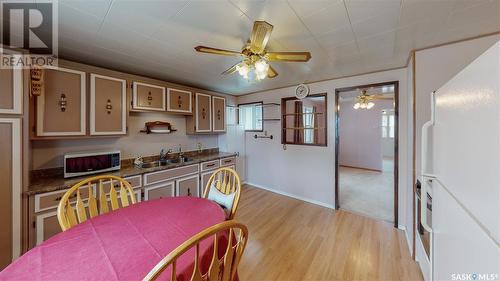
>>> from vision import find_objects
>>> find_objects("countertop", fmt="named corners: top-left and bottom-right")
top-left (27, 152), bottom-right (237, 196)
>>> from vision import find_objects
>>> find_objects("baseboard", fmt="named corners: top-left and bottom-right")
top-left (399, 225), bottom-right (414, 256)
top-left (245, 182), bottom-right (335, 209)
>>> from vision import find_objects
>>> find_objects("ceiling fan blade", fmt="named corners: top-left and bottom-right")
top-left (249, 21), bottom-right (273, 54)
top-left (371, 96), bottom-right (393, 100)
top-left (267, 65), bottom-right (278, 78)
top-left (265, 52), bottom-right (311, 62)
top-left (194, 46), bottom-right (242, 56)
top-left (221, 62), bottom-right (242, 75)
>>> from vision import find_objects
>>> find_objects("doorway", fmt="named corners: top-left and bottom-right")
top-left (335, 81), bottom-right (399, 227)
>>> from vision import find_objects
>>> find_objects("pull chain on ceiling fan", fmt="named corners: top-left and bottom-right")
top-left (194, 21), bottom-right (312, 81)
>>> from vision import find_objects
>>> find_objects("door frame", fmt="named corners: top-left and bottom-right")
top-left (334, 81), bottom-right (399, 228)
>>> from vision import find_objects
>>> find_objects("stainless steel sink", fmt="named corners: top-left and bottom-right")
top-left (138, 157), bottom-right (194, 169)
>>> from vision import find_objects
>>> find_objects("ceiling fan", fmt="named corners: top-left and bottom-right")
top-left (345, 89), bottom-right (393, 110)
top-left (194, 21), bottom-right (311, 81)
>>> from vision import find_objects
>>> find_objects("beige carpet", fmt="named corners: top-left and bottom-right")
top-left (339, 158), bottom-right (394, 223)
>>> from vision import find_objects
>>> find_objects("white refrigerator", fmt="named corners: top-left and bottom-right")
top-left (420, 41), bottom-right (500, 281)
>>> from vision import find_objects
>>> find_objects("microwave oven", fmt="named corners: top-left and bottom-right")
top-left (64, 150), bottom-right (121, 178)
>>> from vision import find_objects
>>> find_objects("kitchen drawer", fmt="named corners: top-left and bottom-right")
top-left (35, 211), bottom-right (60, 245)
top-left (144, 164), bottom-right (199, 186)
top-left (200, 160), bottom-right (219, 172)
top-left (34, 186), bottom-right (95, 213)
top-left (100, 175), bottom-right (142, 190)
top-left (220, 157), bottom-right (236, 167)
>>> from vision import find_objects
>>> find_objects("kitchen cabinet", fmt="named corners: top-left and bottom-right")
top-left (144, 181), bottom-right (175, 200)
top-left (212, 96), bottom-right (226, 132)
top-left (35, 211), bottom-right (59, 246)
top-left (0, 118), bottom-right (22, 268)
top-left (167, 88), bottom-right (192, 114)
top-left (132, 82), bottom-right (165, 111)
top-left (90, 74), bottom-right (127, 135)
top-left (36, 66), bottom-right (86, 136)
top-left (176, 174), bottom-right (200, 197)
top-left (0, 67), bottom-right (22, 114)
top-left (186, 93), bottom-right (227, 134)
top-left (186, 93), bottom-right (212, 133)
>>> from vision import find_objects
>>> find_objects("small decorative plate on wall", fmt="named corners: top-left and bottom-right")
top-left (295, 83), bottom-right (309, 99)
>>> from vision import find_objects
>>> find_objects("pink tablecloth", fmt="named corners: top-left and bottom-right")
top-left (1, 197), bottom-right (226, 281)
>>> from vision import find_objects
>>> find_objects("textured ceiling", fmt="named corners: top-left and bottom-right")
top-left (38, 0), bottom-right (500, 94)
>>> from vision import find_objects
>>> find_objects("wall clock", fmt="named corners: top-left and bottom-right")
top-left (295, 84), bottom-right (309, 99)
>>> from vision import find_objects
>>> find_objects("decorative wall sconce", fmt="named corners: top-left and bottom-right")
top-left (59, 94), bottom-right (67, 112)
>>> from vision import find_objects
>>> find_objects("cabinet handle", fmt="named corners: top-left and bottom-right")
top-left (177, 96), bottom-right (182, 108)
top-left (217, 109), bottom-right (221, 120)
top-left (59, 93), bottom-right (67, 112)
top-left (106, 99), bottom-right (113, 114)
top-left (187, 188), bottom-right (191, 196)
top-left (224, 160), bottom-right (231, 163)
top-left (201, 108), bottom-right (206, 119)
top-left (206, 163), bottom-right (215, 167)
top-left (148, 91), bottom-right (153, 105)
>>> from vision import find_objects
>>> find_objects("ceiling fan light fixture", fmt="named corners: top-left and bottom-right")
top-left (353, 103), bottom-right (360, 109)
top-left (254, 59), bottom-right (269, 72)
top-left (367, 102), bottom-right (375, 109)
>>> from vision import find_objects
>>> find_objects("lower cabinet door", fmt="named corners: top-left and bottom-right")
top-left (144, 181), bottom-right (174, 201)
top-left (201, 170), bottom-right (216, 196)
top-left (36, 211), bottom-right (61, 245)
top-left (176, 175), bottom-right (200, 197)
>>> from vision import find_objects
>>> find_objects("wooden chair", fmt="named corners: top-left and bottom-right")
top-left (203, 167), bottom-right (241, 219)
top-left (57, 175), bottom-right (137, 231)
top-left (143, 220), bottom-right (248, 281)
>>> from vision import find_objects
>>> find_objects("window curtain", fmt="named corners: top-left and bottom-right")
top-left (294, 101), bottom-right (304, 143)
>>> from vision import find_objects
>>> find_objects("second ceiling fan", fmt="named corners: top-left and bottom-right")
top-left (194, 21), bottom-right (311, 81)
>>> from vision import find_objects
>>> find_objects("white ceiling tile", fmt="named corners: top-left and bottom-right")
top-left (451, 0), bottom-right (491, 12)
top-left (351, 8), bottom-right (400, 39)
top-left (103, 0), bottom-right (188, 37)
top-left (300, 1), bottom-right (350, 36)
top-left (446, 0), bottom-right (500, 29)
top-left (58, 5), bottom-right (100, 42)
top-left (345, 0), bottom-right (401, 23)
top-left (399, 0), bottom-right (455, 27)
top-left (315, 26), bottom-right (356, 49)
top-left (237, 1), bottom-right (311, 41)
top-left (59, 0), bottom-right (112, 19)
top-left (95, 22), bottom-right (151, 54)
top-left (287, 0), bottom-right (342, 19)
top-left (327, 41), bottom-right (360, 63)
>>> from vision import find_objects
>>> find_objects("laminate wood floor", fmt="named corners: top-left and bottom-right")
top-left (235, 185), bottom-right (423, 281)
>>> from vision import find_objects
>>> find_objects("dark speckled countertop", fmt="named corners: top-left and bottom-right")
top-left (27, 152), bottom-right (237, 196)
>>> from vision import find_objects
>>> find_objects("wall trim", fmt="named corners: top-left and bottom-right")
top-left (245, 182), bottom-right (335, 209)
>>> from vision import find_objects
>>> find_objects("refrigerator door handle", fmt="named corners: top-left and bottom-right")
top-left (420, 91), bottom-right (436, 233)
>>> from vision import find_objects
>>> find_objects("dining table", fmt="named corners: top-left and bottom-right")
top-left (0, 197), bottom-right (227, 281)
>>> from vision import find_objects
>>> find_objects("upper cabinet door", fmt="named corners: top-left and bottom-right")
top-left (195, 93), bottom-right (212, 132)
top-left (167, 88), bottom-right (192, 114)
top-left (132, 82), bottom-right (165, 111)
top-left (0, 67), bottom-right (22, 114)
top-left (90, 74), bottom-right (127, 135)
top-left (36, 67), bottom-right (86, 136)
top-left (212, 96), bottom-right (226, 132)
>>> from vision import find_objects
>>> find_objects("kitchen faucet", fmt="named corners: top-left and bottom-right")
top-left (159, 148), bottom-right (172, 161)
